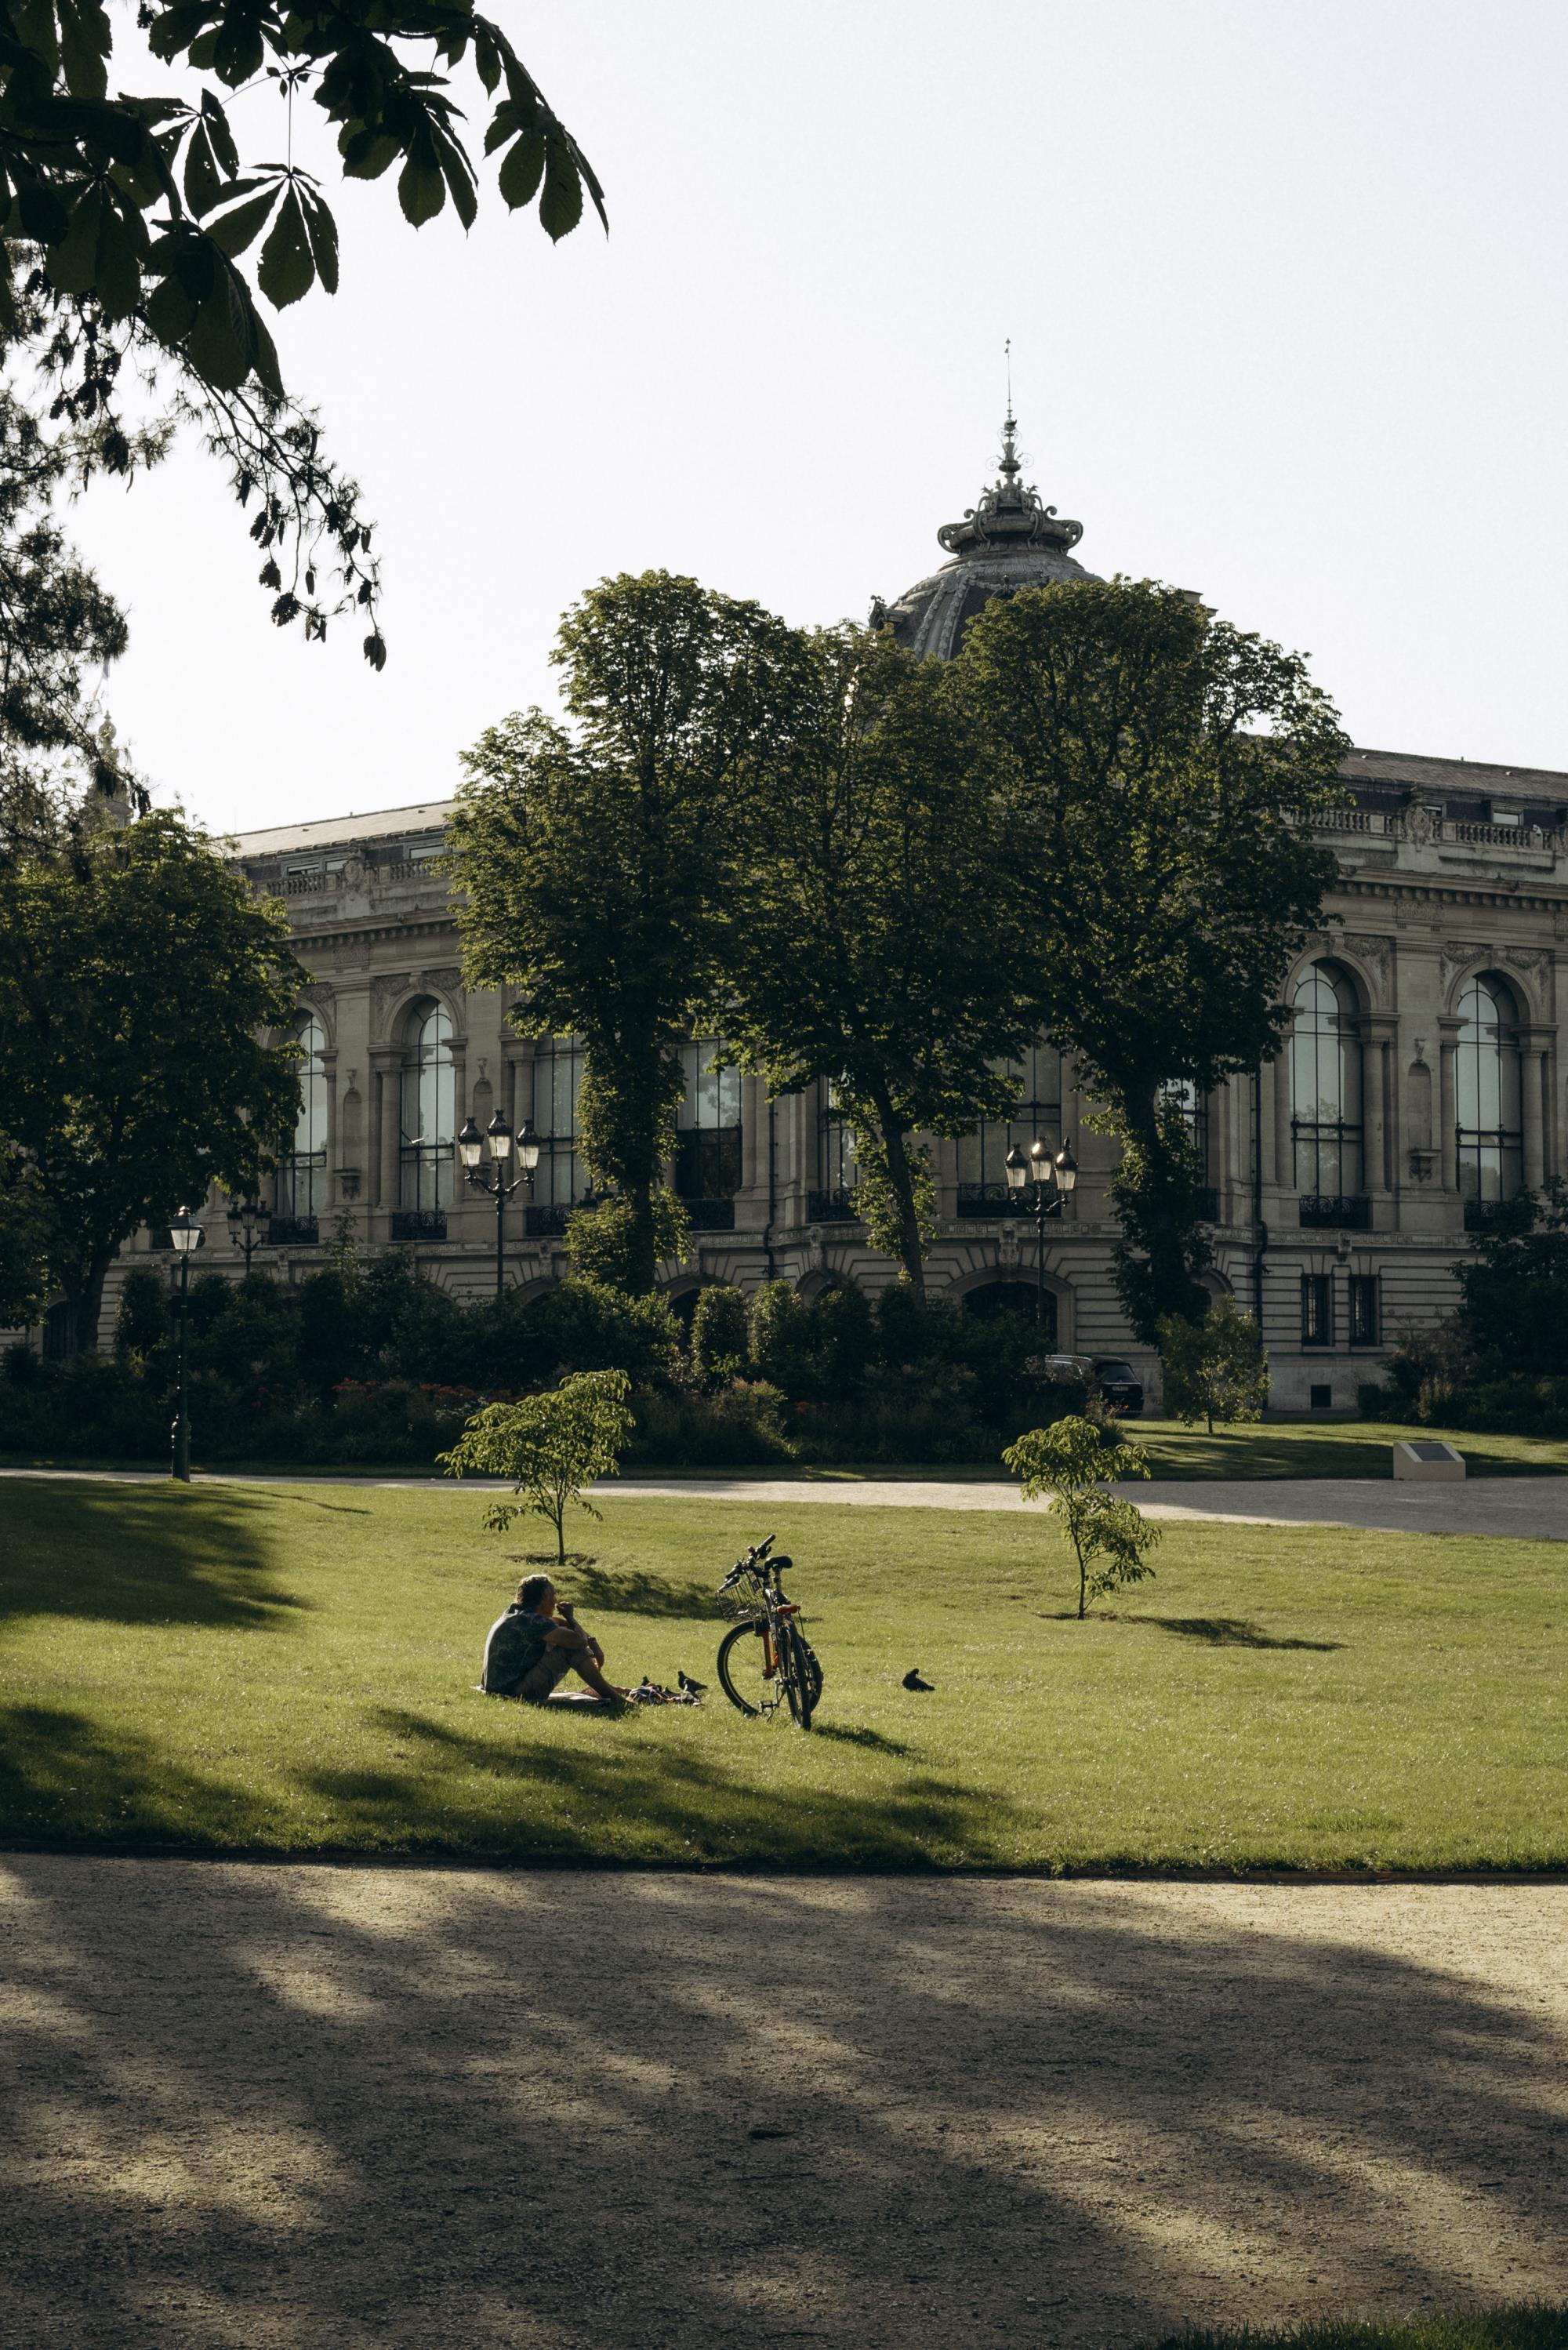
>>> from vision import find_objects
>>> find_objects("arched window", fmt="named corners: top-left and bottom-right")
top-left (529, 1038), bottom-right (584, 1215)
top-left (1290, 964), bottom-right (1363, 1201)
top-left (1456, 974), bottom-right (1522, 1208)
top-left (958, 1042), bottom-right (1063, 1215)
top-left (399, 1001), bottom-right (454, 1211)
top-left (278, 1012), bottom-right (327, 1218)
top-left (962, 1280), bottom-right (1056, 1344)
top-left (677, 1039), bottom-right (742, 1206)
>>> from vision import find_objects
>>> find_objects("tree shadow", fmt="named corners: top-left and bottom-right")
top-left (810, 1723), bottom-right (913, 1756)
top-left (1134, 1614), bottom-right (1345, 1652)
top-left (558, 1560), bottom-right (732, 1622)
top-left (0, 1480), bottom-right (306, 1630)
top-left (3, 1854), bottom-right (1566, 2348)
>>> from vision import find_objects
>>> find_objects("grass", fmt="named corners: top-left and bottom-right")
top-left (2, 1477), bottom-right (1565, 1870)
top-left (3, 1417), bottom-right (1566, 1484)
top-left (1151, 2314), bottom-right (1568, 2350)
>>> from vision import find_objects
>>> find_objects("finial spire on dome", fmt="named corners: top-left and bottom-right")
top-left (935, 365), bottom-right (1083, 558)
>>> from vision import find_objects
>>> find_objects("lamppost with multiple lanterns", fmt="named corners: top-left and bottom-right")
top-left (225, 1193), bottom-right (270, 1272)
top-left (167, 1206), bottom-right (206, 1482)
top-left (1004, 1135), bottom-right (1079, 1327)
top-left (456, 1108), bottom-right (540, 1301)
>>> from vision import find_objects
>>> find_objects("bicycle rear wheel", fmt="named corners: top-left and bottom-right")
top-left (783, 1624), bottom-right (820, 1729)
top-left (717, 1621), bottom-right (779, 1718)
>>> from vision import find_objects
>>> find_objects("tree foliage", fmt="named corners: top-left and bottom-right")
top-left (1156, 1294), bottom-right (1269, 1433)
top-left (0, 0), bottom-right (602, 659)
top-left (1003, 1411), bottom-right (1159, 1618)
top-left (448, 572), bottom-right (792, 1295)
top-left (0, 809), bottom-right (301, 1342)
top-left (956, 579), bottom-right (1347, 1338)
top-left (726, 625), bottom-right (1034, 1294)
top-left (439, 1368), bottom-right (633, 1564)
top-left (1454, 1179), bottom-right (1568, 1378)
top-left (563, 1186), bottom-right (691, 1292)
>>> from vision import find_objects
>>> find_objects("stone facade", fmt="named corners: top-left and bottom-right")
top-left (103, 428), bottom-right (1568, 1407)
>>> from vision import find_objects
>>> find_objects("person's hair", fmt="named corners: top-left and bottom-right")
top-left (517, 1572), bottom-right (554, 1612)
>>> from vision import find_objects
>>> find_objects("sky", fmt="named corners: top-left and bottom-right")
top-left (64, 0), bottom-right (1568, 837)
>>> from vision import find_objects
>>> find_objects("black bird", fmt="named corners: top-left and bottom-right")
top-left (902, 1668), bottom-right (935, 1692)
top-left (677, 1669), bottom-right (708, 1697)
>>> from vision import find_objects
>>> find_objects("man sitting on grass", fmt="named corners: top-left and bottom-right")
top-left (481, 1573), bottom-right (627, 1707)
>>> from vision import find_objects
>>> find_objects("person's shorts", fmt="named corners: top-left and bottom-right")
top-left (516, 1648), bottom-right (576, 1704)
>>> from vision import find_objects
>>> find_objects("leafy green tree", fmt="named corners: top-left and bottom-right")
top-left (0, 0), bottom-right (602, 662)
top-left (564, 1190), bottom-right (691, 1292)
top-left (1156, 1295), bottom-right (1270, 1433)
top-left (727, 626), bottom-right (1034, 1295)
top-left (440, 1368), bottom-right (634, 1565)
top-left (1454, 1179), bottom-right (1568, 1377)
top-left (0, 810), bottom-right (299, 1345)
top-left (1003, 1413), bottom-right (1160, 1618)
top-left (689, 1284), bottom-right (749, 1388)
top-left (0, 1153), bottom-right (54, 1327)
top-left (746, 1279), bottom-right (816, 1394)
top-left (449, 572), bottom-right (792, 1295)
top-left (956, 579), bottom-right (1348, 1338)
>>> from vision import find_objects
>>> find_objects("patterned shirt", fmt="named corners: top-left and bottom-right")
top-left (481, 1606), bottom-right (556, 1696)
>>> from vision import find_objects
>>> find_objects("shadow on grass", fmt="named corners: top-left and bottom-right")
top-left (810, 1723), bottom-right (913, 1756)
top-left (0, 1481), bottom-right (305, 1631)
top-left (557, 1561), bottom-right (733, 1622)
top-left (319, 1702), bottom-right (981, 1866)
top-left (0, 1704), bottom-right (265, 1845)
top-left (1134, 1614), bottom-right (1345, 1652)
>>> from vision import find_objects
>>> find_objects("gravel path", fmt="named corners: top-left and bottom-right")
top-left (4, 1464), bottom-right (1567, 1538)
top-left (3, 1861), bottom-right (1565, 2348)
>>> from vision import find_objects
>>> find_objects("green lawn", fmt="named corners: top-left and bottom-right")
top-left (5, 1415), bottom-right (1566, 1483)
top-left (2, 1477), bottom-right (1564, 1869)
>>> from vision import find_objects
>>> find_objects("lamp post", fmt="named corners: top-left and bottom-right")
top-left (1004, 1136), bottom-right (1078, 1327)
top-left (225, 1193), bottom-right (270, 1273)
top-left (168, 1206), bottom-right (207, 1482)
top-left (456, 1109), bottom-right (540, 1301)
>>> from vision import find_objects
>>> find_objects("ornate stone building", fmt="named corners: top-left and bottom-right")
top-left (114, 421), bottom-right (1568, 1407)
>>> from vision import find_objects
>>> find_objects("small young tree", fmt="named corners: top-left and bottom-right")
top-left (1156, 1295), bottom-right (1269, 1433)
top-left (1003, 1414), bottom-right (1160, 1619)
top-left (439, 1369), bottom-right (634, 1566)
top-left (1454, 1178), bottom-right (1568, 1377)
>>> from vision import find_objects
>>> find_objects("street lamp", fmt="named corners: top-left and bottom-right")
top-left (225, 1193), bottom-right (270, 1273)
top-left (1004, 1135), bottom-right (1076, 1326)
top-left (456, 1108), bottom-right (540, 1301)
top-left (168, 1206), bottom-right (207, 1483)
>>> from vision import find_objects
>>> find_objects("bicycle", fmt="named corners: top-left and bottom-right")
top-left (715, 1534), bottom-right (823, 1730)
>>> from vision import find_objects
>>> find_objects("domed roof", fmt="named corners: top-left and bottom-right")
top-left (877, 411), bottom-right (1098, 662)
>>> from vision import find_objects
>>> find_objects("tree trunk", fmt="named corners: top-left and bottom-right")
top-left (69, 1252), bottom-right (113, 1354)
top-left (1110, 1080), bottom-right (1211, 1343)
top-left (877, 1118), bottom-right (926, 1301)
top-left (624, 1177), bottom-right (659, 1297)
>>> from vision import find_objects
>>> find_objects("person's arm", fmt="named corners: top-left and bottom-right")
top-left (554, 1601), bottom-right (604, 1666)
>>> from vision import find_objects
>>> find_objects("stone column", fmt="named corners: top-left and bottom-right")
top-left (321, 1049), bottom-right (339, 1191)
top-left (1439, 1018), bottom-right (1463, 1193)
top-left (1360, 1016), bottom-right (1398, 1195)
top-left (371, 1046), bottom-right (402, 1213)
top-left (1273, 1045), bottom-right (1293, 1191)
top-left (1520, 1030), bottom-right (1552, 1193)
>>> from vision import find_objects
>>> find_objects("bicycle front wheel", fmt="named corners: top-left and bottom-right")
top-left (783, 1623), bottom-right (820, 1729)
top-left (717, 1621), bottom-right (779, 1718)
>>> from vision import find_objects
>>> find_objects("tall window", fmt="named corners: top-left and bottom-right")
top-left (1301, 1274), bottom-right (1333, 1348)
top-left (1291, 964), bottom-right (1363, 1197)
top-left (958, 1043), bottom-right (1063, 1208)
top-left (817, 1080), bottom-right (857, 1200)
top-left (530, 1038), bottom-right (584, 1210)
top-left (1456, 974), bottom-right (1523, 1206)
top-left (399, 1001), bottom-right (454, 1210)
top-left (279, 1011), bottom-right (327, 1217)
top-left (1163, 1078), bottom-right (1210, 1179)
top-left (1348, 1275), bottom-right (1379, 1347)
top-left (676, 1039), bottom-right (742, 1200)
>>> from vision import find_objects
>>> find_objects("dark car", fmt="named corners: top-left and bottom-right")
top-left (1093, 1357), bottom-right (1145, 1415)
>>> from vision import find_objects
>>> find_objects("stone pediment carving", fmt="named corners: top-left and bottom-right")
top-left (371, 973), bottom-right (412, 1027)
top-left (1335, 932), bottom-right (1392, 981)
top-left (420, 965), bottom-right (464, 997)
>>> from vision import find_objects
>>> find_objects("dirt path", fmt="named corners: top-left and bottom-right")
top-left (3, 1862), bottom-right (1565, 2348)
top-left (5, 1463), bottom-right (1567, 1538)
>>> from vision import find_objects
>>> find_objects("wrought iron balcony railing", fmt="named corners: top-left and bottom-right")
top-left (1298, 1195), bottom-right (1371, 1230)
top-left (956, 1182), bottom-right (1032, 1218)
top-left (681, 1198), bottom-right (736, 1232)
top-left (524, 1203), bottom-right (575, 1238)
top-left (807, 1188), bottom-right (861, 1225)
top-left (1464, 1196), bottom-right (1519, 1233)
top-left (390, 1209), bottom-right (447, 1242)
top-left (264, 1215), bottom-right (318, 1246)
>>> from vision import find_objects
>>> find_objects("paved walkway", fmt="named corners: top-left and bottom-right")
top-left (2, 1861), bottom-right (1565, 2348)
top-left (5, 1463), bottom-right (1566, 1538)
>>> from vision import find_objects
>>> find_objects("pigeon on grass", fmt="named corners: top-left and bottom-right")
top-left (902, 1668), bottom-right (935, 1692)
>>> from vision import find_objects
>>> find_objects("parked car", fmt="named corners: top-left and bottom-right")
top-left (1092, 1357), bottom-right (1145, 1415)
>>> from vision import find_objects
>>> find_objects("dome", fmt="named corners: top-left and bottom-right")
top-left (877, 411), bottom-right (1098, 662)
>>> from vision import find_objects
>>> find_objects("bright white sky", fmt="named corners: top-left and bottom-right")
top-left (67, 0), bottom-right (1568, 835)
